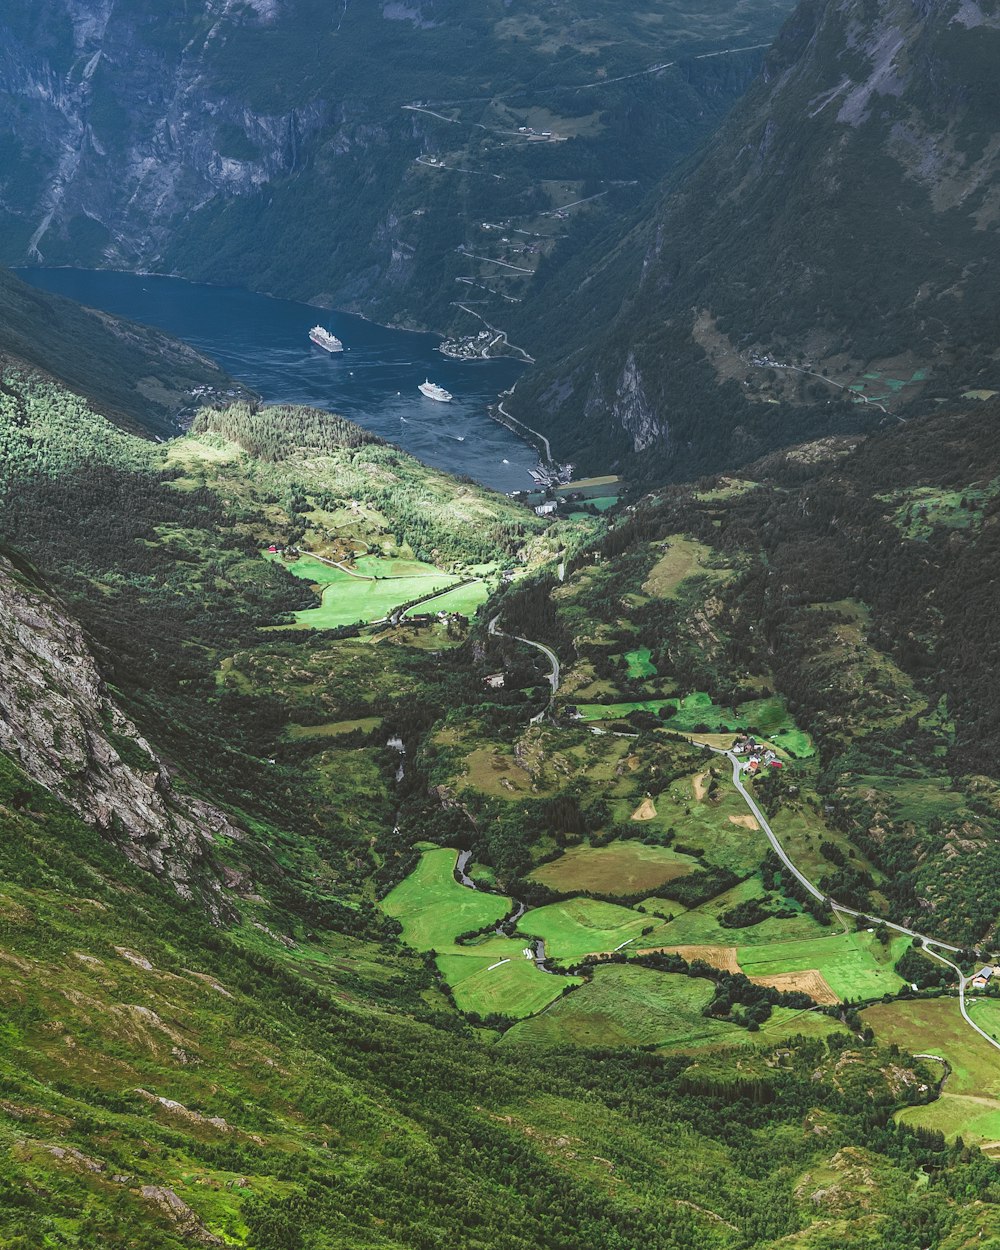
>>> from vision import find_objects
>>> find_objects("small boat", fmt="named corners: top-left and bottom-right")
top-left (419, 378), bottom-right (453, 402)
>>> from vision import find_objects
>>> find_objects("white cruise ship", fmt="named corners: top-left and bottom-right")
top-left (309, 325), bottom-right (344, 352)
top-left (419, 378), bottom-right (453, 402)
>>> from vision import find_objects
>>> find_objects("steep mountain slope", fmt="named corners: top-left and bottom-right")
top-left (0, 0), bottom-right (794, 340)
top-left (526, 396), bottom-right (1000, 945)
top-left (512, 0), bottom-right (1000, 478)
top-left (0, 265), bottom-right (235, 435)
top-left (0, 547), bottom-right (240, 916)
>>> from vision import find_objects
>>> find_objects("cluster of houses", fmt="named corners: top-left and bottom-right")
top-left (971, 965), bottom-right (1000, 990)
top-left (732, 735), bottom-right (784, 775)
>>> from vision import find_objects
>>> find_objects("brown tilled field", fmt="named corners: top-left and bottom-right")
top-left (638, 944), bottom-right (741, 974)
top-left (728, 813), bottom-right (759, 830)
top-left (750, 969), bottom-right (839, 1005)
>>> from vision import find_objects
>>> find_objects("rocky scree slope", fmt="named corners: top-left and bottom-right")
top-left (512, 0), bottom-right (1000, 479)
top-left (0, 549), bottom-right (238, 917)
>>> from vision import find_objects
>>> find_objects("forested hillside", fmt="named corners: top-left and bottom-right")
top-left (0, 265), bottom-right (236, 436)
top-left (512, 0), bottom-right (1000, 478)
top-left (0, 0), bottom-right (794, 343)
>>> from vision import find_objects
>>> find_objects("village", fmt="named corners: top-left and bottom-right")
top-left (732, 734), bottom-right (784, 776)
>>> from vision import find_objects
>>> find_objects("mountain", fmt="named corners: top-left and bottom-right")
top-left (0, 264), bottom-right (236, 435)
top-left (510, 0), bottom-right (1000, 479)
top-left (0, 0), bottom-right (795, 344)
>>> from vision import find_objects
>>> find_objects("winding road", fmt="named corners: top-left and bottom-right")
top-left (488, 614), bottom-right (559, 723)
top-left (707, 746), bottom-right (999, 1052)
top-left (485, 613), bottom-right (1000, 1054)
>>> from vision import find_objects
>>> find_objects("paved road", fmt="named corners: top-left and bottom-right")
top-left (488, 614), bottom-right (559, 722)
top-left (496, 398), bottom-right (551, 462)
top-left (715, 746), bottom-right (1000, 1053)
top-left (480, 619), bottom-right (1000, 1056)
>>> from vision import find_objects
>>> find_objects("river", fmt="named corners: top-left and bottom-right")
top-left (17, 268), bottom-right (538, 494)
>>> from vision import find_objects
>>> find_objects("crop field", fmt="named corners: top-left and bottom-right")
top-left (739, 931), bottom-right (908, 1002)
top-left (528, 841), bottom-right (698, 897)
top-left (519, 896), bottom-right (666, 961)
top-left (863, 998), bottom-right (1000, 1152)
top-left (623, 647), bottom-right (656, 678)
top-left (403, 580), bottom-right (487, 617)
top-left (381, 848), bottom-right (511, 951)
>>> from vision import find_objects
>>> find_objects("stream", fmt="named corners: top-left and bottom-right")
top-left (453, 851), bottom-right (553, 972)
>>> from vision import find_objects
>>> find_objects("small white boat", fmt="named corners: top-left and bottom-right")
top-left (419, 378), bottom-right (453, 402)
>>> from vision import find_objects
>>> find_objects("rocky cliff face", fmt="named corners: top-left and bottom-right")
top-left (0, 0), bottom-right (792, 335)
top-left (512, 0), bottom-right (1000, 479)
top-left (0, 549), bottom-right (237, 918)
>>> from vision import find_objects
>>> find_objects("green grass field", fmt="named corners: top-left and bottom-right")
top-left (403, 580), bottom-right (487, 618)
top-left (285, 716), bottom-right (383, 739)
top-left (266, 550), bottom-right (461, 628)
top-left (863, 997), bottom-right (1000, 1152)
top-left (739, 931), bottom-right (908, 1001)
top-left (381, 847), bottom-right (511, 951)
top-left (642, 536), bottom-right (729, 598)
top-left (380, 849), bottom-right (576, 1018)
top-left (528, 841), bottom-right (698, 897)
top-left (623, 647), bottom-right (656, 678)
top-left (502, 964), bottom-right (730, 1047)
top-left (573, 692), bottom-right (814, 755)
top-left (438, 947), bottom-right (582, 1018)
top-left (518, 896), bottom-right (666, 961)
top-left (642, 877), bottom-right (827, 948)
top-left (297, 573), bottom-right (459, 628)
top-left (502, 964), bottom-right (846, 1050)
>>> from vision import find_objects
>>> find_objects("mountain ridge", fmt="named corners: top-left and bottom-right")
top-left (510, 0), bottom-right (1000, 479)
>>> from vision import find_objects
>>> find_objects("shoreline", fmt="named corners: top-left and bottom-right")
top-left (16, 263), bottom-right (546, 485)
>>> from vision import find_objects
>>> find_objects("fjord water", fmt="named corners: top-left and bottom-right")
top-left (19, 269), bottom-right (537, 492)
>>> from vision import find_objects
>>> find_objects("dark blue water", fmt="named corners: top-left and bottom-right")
top-left (18, 268), bottom-right (537, 493)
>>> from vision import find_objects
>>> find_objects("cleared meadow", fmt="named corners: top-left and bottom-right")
top-left (518, 896), bottom-right (666, 961)
top-left (864, 997), bottom-right (1000, 1153)
top-left (739, 931), bottom-right (908, 1002)
top-left (528, 841), bottom-right (698, 897)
